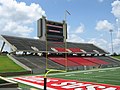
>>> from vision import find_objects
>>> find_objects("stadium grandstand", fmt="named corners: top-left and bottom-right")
top-left (1, 34), bottom-right (120, 74)
top-left (1, 16), bottom-right (120, 90)
top-left (0, 16), bottom-right (120, 75)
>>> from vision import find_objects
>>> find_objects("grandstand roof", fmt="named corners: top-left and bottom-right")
top-left (0, 35), bottom-right (109, 54)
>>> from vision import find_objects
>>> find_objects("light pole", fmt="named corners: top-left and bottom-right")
top-left (116, 19), bottom-right (120, 38)
top-left (109, 29), bottom-right (114, 54)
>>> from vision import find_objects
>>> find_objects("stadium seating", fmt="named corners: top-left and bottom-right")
top-left (49, 57), bottom-right (80, 66)
top-left (11, 55), bottom-right (64, 73)
top-left (1, 35), bottom-right (108, 54)
top-left (68, 48), bottom-right (83, 53)
top-left (52, 47), bottom-right (68, 52)
top-left (50, 47), bottom-right (83, 53)
top-left (84, 57), bottom-right (109, 65)
top-left (1, 35), bottom-right (120, 74)
top-left (68, 57), bottom-right (98, 66)
top-left (1, 35), bottom-right (46, 51)
top-left (97, 56), bottom-right (120, 67)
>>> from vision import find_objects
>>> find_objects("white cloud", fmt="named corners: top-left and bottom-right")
top-left (88, 38), bottom-right (109, 52)
top-left (111, 0), bottom-right (120, 53)
top-left (93, 0), bottom-right (120, 53)
top-left (75, 23), bottom-right (85, 33)
top-left (111, 0), bottom-right (120, 19)
top-left (112, 38), bottom-right (120, 53)
top-left (88, 38), bottom-right (108, 46)
top-left (95, 20), bottom-right (114, 31)
top-left (33, 37), bottom-right (39, 39)
top-left (67, 25), bottom-right (112, 53)
top-left (117, 30), bottom-right (120, 38)
top-left (67, 25), bottom-right (71, 34)
top-left (67, 34), bottom-right (85, 43)
top-left (0, 0), bottom-right (45, 37)
top-left (67, 24), bottom-right (85, 43)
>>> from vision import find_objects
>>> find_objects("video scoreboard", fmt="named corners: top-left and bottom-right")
top-left (37, 16), bottom-right (67, 42)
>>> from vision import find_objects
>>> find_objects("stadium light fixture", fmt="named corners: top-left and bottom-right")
top-left (109, 29), bottom-right (114, 55)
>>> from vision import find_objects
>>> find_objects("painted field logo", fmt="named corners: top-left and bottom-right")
top-left (11, 76), bottom-right (120, 90)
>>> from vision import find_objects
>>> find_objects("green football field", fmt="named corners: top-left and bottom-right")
top-left (113, 56), bottom-right (120, 60)
top-left (48, 67), bottom-right (120, 86)
top-left (13, 67), bottom-right (120, 90)
top-left (0, 55), bottom-right (25, 72)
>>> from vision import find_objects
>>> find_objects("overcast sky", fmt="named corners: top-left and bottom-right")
top-left (0, 0), bottom-right (120, 53)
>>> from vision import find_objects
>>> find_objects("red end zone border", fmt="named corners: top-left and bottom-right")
top-left (10, 76), bottom-right (120, 90)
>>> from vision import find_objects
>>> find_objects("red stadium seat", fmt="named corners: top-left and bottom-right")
top-left (52, 47), bottom-right (68, 52)
top-left (68, 57), bottom-right (97, 66)
top-left (84, 57), bottom-right (109, 65)
top-left (49, 57), bottom-right (79, 66)
top-left (68, 48), bottom-right (82, 52)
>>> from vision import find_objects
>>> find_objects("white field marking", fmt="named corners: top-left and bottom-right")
top-left (84, 72), bottom-right (93, 74)
top-left (10, 78), bottom-right (56, 90)
top-left (65, 74), bottom-right (75, 76)
top-left (84, 73), bottom-right (89, 74)
top-left (98, 70), bottom-right (106, 72)
top-left (78, 77), bottom-right (120, 83)
top-left (110, 69), bottom-right (116, 71)
top-left (65, 75), bottom-right (72, 76)
top-left (47, 67), bottom-right (120, 76)
top-left (94, 72), bottom-right (120, 78)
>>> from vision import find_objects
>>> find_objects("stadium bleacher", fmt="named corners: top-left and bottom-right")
top-left (68, 48), bottom-right (83, 53)
top-left (11, 55), bottom-right (64, 73)
top-left (49, 57), bottom-right (80, 66)
top-left (51, 47), bottom-right (68, 52)
top-left (97, 56), bottom-right (120, 67)
top-left (1, 35), bottom-right (46, 51)
top-left (84, 57), bottom-right (109, 65)
top-left (68, 57), bottom-right (98, 66)
top-left (1, 35), bottom-right (108, 54)
top-left (1, 35), bottom-right (120, 74)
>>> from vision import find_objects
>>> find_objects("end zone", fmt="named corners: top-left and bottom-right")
top-left (10, 76), bottom-right (120, 90)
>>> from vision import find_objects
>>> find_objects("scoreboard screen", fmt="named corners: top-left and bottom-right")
top-left (37, 16), bottom-right (67, 42)
top-left (46, 20), bottom-right (64, 42)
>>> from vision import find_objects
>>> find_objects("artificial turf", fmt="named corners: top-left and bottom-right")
top-left (48, 67), bottom-right (120, 85)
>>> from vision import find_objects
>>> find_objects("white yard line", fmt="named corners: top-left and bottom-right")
top-left (47, 67), bottom-right (120, 76)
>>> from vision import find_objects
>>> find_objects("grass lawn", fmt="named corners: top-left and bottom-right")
top-left (113, 56), bottom-right (120, 60)
top-left (48, 67), bottom-right (120, 85)
top-left (0, 55), bottom-right (25, 73)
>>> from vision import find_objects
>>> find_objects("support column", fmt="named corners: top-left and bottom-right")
top-left (0, 42), bottom-right (5, 52)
